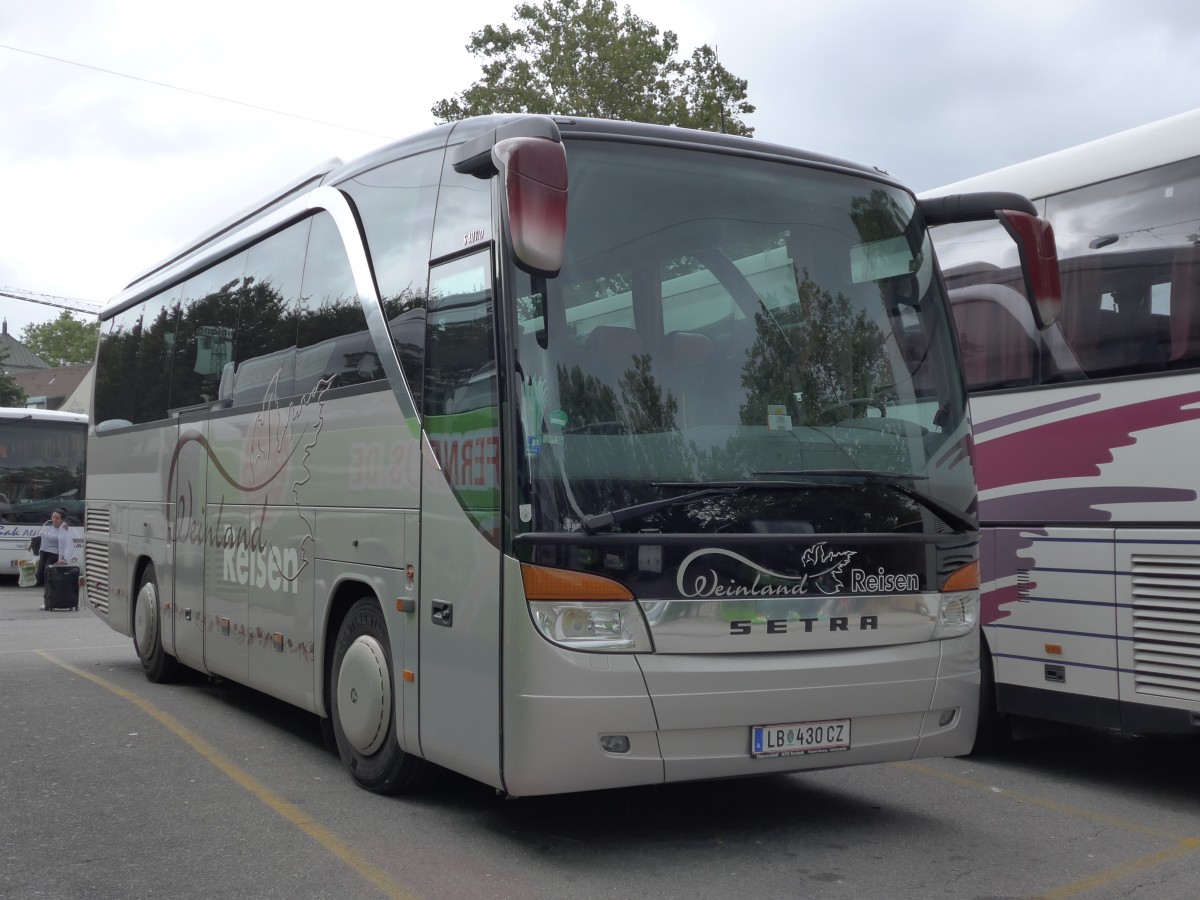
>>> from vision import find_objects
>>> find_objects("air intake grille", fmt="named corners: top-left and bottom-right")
top-left (1130, 554), bottom-right (1200, 702)
top-left (84, 506), bottom-right (111, 615)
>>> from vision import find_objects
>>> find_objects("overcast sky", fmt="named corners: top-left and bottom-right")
top-left (2, 0), bottom-right (1198, 337)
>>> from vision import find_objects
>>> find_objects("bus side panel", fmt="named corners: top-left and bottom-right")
top-left (1116, 528), bottom-right (1200, 729)
top-left (418, 438), bottom-right (502, 790)
top-left (987, 527), bottom-right (1118, 721)
top-left (170, 418), bottom-right (209, 672)
top-left (87, 426), bottom-right (176, 637)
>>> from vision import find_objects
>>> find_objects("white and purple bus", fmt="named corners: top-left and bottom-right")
top-left (0, 407), bottom-right (87, 574)
top-left (85, 115), bottom-right (1059, 795)
top-left (927, 107), bottom-right (1200, 743)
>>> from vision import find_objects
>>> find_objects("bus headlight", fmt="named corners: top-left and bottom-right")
top-left (932, 561), bottom-right (980, 639)
top-left (931, 591), bottom-right (979, 639)
top-left (522, 563), bottom-right (653, 653)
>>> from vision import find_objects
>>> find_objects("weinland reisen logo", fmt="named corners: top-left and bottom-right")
top-left (676, 544), bottom-right (857, 599)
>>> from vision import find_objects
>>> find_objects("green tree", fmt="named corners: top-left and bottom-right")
top-left (0, 346), bottom-right (27, 406)
top-left (432, 0), bottom-right (754, 135)
top-left (20, 310), bottom-right (100, 367)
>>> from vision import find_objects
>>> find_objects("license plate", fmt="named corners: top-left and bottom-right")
top-left (9, 559), bottom-right (19, 568)
top-left (751, 718), bottom-right (851, 757)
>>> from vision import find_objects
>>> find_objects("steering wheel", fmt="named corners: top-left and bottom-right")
top-left (817, 397), bottom-right (887, 419)
top-left (563, 420), bottom-right (631, 435)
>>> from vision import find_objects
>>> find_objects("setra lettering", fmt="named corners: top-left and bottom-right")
top-left (730, 616), bottom-right (880, 636)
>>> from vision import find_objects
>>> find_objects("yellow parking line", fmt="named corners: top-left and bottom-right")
top-left (1034, 839), bottom-right (1200, 900)
top-left (38, 650), bottom-right (420, 900)
top-left (899, 761), bottom-right (1189, 842)
top-left (899, 762), bottom-right (1200, 898)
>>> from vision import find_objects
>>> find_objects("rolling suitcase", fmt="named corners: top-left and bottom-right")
top-left (45, 564), bottom-right (80, 611)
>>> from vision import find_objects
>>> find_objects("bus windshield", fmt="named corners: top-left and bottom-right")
top-left (511, 140), bottom-right (971, 536)
top-left (0, 414), bottom-right (87, 526)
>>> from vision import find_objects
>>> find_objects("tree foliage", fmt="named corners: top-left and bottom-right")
top-left (432, 0), bottom-right (754, 135)
top-left (20, 310), bottom-right (100, 367)
top-left (0, 346), bottom-right (27, 406)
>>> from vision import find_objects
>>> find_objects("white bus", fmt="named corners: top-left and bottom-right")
top-left (0, 407), bottom-right (87, 574)
top-left (86, 115), bottom-right (1059, 796)
top-left (927, 107), bottom-right (1200, 744)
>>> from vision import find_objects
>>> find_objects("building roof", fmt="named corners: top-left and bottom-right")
top-left (0, 319), bottom-right (49, 372)
top-left (12, 363), bottom-right (91, 409)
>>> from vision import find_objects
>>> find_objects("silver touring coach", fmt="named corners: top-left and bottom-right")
top-left (85, 114), bottom-right (1060, 795)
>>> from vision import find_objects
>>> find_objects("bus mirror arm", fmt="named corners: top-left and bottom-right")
top-left (451, 116), bottom-right (563, 177)
top-left (920, 191), bottom-right (1062, 327)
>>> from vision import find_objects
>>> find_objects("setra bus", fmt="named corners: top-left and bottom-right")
top-left (0, 407), bottom-right (87, 574)
top-left (927, 107), bottom-right (1200, 743)
top-left (85, 114), bottom-right (1060, 795)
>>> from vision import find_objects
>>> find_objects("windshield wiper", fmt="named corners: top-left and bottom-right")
top-left (578, 480), bottom-right (826, 534)
top-left (754, 469), bottom-right (978, 533)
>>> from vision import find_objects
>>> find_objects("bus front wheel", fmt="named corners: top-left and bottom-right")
top-left (133, 563), bottom-right (181, 684)
top-left (329, 598), bottom-right (435, 794)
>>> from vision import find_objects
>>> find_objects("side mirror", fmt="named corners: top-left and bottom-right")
top-left (996, 210), bottom-right (1062, 328)
top-left (451, 117), bottom-right (569, 278)
top-left (920, 191), bottom-right (1062, 327)
top-left (493, 137), bottom-right (568, 278)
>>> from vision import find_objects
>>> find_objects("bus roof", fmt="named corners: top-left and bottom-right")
top-left (0, 407), bottom-right (88, 424)
top-left (121, 115), bottom-right (896, 301)
top-left (925, 106), bottom-right (1200, 201)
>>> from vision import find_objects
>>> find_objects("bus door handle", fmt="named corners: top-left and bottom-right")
top-left (431, 600), bottom-right (453, 627)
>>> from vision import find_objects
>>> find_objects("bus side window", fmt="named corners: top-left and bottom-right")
top-left (95, 286), bottom-right (184, 427)
top-left (95, 304), bottom-right (146, 426)
top-left (232, 218), bottom-right (310, 405)
top-left (1169, 244), bottom-right (1200, 368)
top-left (430, 149), bottom-right (492, 263)
top-left (296, 212), bottom-right (385, 395)
top-left (170, 252), bottom-right (250, 412)
top-left (423, 253), bottom-right (499, 541)
top-left (949, 286), bottom-right (1036, 391)
top-left (339, 148), bottom-right (442, 410)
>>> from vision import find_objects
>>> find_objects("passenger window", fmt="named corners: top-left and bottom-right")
top-left (340, 149), bottom-right (441, 409)
top-left (137, 291), bottom-right (182, 421)
top-left (232, 220), bottom-right (310, 405)
top-left (296, 212), bottom-right (384, 395)
top-left (423, 252), bottom-right (499, 541)
top-left (430, 151), bottom-right (492, 262)
top-left (1047, 158), bottom-right (1200, 377)
top-left (169, 252), bottom-right (249, 412)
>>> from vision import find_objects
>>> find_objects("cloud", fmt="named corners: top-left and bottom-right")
top-left (2, 0), bottom-right (1199, 338)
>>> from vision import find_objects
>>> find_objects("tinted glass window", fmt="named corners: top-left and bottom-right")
top-left (430, 151), bottom-right (491, 262)
top-left (934, 156), bottom-right (1200, 386)
top-left (94, 286), bottom-right (182, 426)
top-left (1046, 157), bottom-right (1200, 377)
top-left (423, 252), bottom-right (498, 541)
top-left (511, 140), bottom-right (974, 537)
top-left (340, 150), bottom-right (441, 408)
top-left (94, 304), bottom-right (144, 426)
top-left (232, 219), bottom-right (311, 404)
top-left (170, 252), bottom-right (249, 411)
top-left (296, 212), bottom-right (383, 395)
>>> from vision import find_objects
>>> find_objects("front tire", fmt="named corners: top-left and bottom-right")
top-left (330, 598), bottom-right (435, 794)
top-left (133, 563), bottom-right (182, 683)
top-left (972, 636), bottom-right (1010, 753)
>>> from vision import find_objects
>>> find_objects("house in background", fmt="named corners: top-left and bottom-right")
top-left (0, 318), bottom-right (93, 415)
top-left (0, 318), bottom-right (49, 374)
top-left (11, 363), bottom-right (93, 414)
